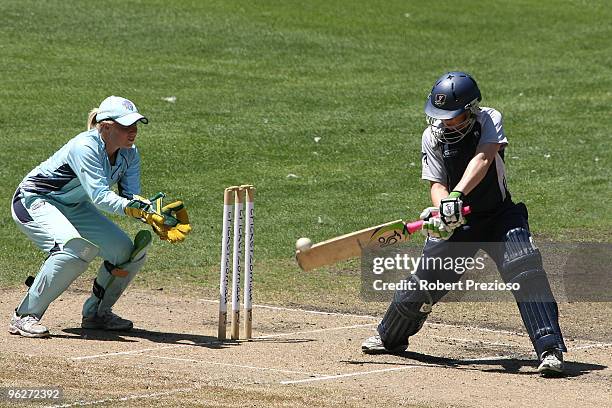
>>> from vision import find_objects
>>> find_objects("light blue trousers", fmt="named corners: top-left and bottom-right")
top-left (11, 191), bottom-right (145, 319)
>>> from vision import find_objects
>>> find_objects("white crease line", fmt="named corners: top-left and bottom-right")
top-left (253, 304), bottom-right (376, 319)
top-left (44, 387), bottom-right (195, 408)
top-left (200, 298), bottom-right (602, 346)
top-left (572, 342), bottom-right (612, 351)
top-left (280, 366), bottom-right (418, 384)
top-left (71, 344), bottom-right (186, 360)
top-left (255, 323), bottom-right (376, 339)
top-left (281, 353), bottom-right (520, 385)
top-left (199, 299), bottom-right (378, 319)
top-left (68, 324), bottom-right (375, 361)
top-left (148, 355), bottom-right (324, 377)
top-left (199, 298), bottom-right (532, 337)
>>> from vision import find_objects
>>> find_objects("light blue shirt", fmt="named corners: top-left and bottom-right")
top-left (19, 129), bottom-right (140, 215)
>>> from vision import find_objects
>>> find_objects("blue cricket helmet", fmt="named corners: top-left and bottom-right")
top-left (424, 72), bottom-right (482, 144)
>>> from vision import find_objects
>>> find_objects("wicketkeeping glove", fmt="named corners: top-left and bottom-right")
top-left (152, 200), bottom-right (192, 243)
top-left (439, 191), bottom-right (466, 229)
top-left (124, 195), bottom-right (169, 230)
top-left (125, 193), bottom-right (192, 243)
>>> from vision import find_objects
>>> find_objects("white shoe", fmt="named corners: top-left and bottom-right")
top-left (361, 335), bottom-right (407, 354)
top-left (8, 312), bottom-right (50, 338)
top-left (538, 350), bottom-right (564, 377)
top-left (82, 310), bottom-right (133, 331)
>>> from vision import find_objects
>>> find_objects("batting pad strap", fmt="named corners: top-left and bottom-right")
top-left (92, 279), bottom-right (105, 300)
top-left (103, 261), bottom-right (129, 278)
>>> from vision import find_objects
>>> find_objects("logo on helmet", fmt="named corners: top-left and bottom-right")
top-left (434, 94), bottom-right (446, 107)
top-left (122, 100), bottom-right (135, 111)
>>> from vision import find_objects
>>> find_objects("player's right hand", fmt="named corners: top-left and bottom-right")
top-left (421, 216), bottom-right (453, 240)
top-left (125, 195), bottom-right (181, 241)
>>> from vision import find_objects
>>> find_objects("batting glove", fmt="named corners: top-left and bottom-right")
top-left (421, 217), bottom-right (454, 240)
top-left (419, 206), bottom-right (439, 221)
top-left (439, 191), bottom-right (466, 229)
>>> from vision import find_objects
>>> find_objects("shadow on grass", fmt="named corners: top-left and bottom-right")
top-left (343, 350), bottom-right (606, 378)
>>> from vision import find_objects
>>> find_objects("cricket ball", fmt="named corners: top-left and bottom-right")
top-left (295, 237), bottom-right (312, 252)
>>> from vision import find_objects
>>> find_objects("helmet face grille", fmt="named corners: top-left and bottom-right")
top-left (427, 111), bottom-right (477, 144)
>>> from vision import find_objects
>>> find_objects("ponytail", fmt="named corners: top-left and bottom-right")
top-left (87, 108), bottom-right (99, 130)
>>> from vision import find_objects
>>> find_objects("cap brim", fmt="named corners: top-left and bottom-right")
top-left (115, 113), bottom-right (148, 126)
top-left (424, 99), bottom-right (464, 120)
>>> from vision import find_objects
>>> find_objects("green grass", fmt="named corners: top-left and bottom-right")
top-left (0, 0), bottom-right (610, 301)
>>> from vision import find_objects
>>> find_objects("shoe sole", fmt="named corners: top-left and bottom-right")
top-left (362, 347), bottom-right (390, 355)
top-left (362, 346), bottom-right (407, 355)
top-left (8, 325), bottom-right (50, 338)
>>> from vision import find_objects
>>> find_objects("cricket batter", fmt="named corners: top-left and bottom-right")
top-left (361, 72), bottom-right (567, 376)
top-left (9, 96), bottom-right (191, 338)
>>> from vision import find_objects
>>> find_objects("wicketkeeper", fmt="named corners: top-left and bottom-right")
top-left (361, 72), bottom-right (567, 376)
top-left (9, 96), bottom-right (192, 338)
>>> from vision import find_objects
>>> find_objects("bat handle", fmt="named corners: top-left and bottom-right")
top-left (405, 206), bottom-right (472, 234)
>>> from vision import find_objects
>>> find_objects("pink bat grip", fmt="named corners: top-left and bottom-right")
top-left (405, 206), bottom-right (472, 234)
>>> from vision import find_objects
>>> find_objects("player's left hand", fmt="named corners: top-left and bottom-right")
top-left (439, 191), bottom-right (466, 229)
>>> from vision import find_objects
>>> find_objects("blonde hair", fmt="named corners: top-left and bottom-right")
top-left (87, 108), bottom-right (113, 131)
top-left (87, 108), bottom-right (99, 130)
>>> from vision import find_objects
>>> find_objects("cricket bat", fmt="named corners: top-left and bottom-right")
top-left (295, 206), bottom-right (471, 271)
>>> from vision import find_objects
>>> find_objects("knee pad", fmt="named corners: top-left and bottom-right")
top-left (92, 252), bottom-right (148, 300)
top-left (378, 274), bottom-right (433, 349)
top-left (83, 230), bottom-right (151, 316)
top-left (17, 237), bottom-right (98, 318)
top-left (501, 228), bottom-right (552, 301)
top-left (501, 228), bottom-right (566, 356)
top-left (63, 237), bottom-right (99, 263)
top-left (28, 237), bottom-right (99, 295)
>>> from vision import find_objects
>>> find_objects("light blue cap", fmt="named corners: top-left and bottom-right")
top-left (95, 96), bottom-right (149, 126)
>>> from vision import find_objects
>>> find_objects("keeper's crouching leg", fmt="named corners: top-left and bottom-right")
top-left (82, 230), bottom-right (151, 318)
top-left (17, 237), bottom-right (99, 319)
